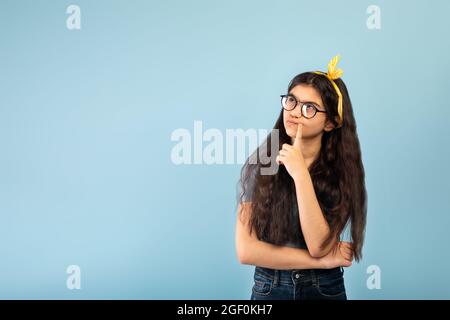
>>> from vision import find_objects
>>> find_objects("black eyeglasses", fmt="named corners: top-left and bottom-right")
top-left (280, 94), bottom-right (327, 119)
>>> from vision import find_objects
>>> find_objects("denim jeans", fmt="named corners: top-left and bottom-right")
top-left (250, 266), bottom-right (347, 300)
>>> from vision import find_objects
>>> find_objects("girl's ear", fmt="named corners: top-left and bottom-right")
top-left (324, 118), bottom-right (337, 132)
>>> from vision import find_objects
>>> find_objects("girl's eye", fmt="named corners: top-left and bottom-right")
top-left (303, 104), bottom-right (317, 117)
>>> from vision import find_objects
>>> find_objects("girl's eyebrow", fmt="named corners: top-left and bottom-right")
top-left (288, 93), bottom-right (321, 106)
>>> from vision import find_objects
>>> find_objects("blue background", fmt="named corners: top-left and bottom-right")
top-left (1, 0), bottom-right (449, 299)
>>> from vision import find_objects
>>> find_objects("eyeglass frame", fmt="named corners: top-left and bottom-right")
top-left (280, 94), bottom-right (327, 119)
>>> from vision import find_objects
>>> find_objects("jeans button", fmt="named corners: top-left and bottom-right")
top-left (295, 273), bottom-right (300, 279)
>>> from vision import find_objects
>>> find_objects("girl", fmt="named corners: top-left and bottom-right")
top-left (235, 56), bottom-right (367, 300)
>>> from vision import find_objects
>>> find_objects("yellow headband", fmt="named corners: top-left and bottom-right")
top-left (313, 55), bottom-right (344, 128)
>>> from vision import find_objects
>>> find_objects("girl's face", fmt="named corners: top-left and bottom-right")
top-left (283, 84), bottom-right (334, 141)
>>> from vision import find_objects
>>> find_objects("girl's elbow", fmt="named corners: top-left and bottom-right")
top-left (308, 243), bottom-right (332, 258)
top-left (236, 235), bottom-right (260, 265)
top-left (309, 248), bottom-right (327, 258)
top-left (237, 251), bottom-right (248, 264)
top-left (236, 239), bottom-right (251, 264)
top-left (237, 247), bottom-right (252, 265)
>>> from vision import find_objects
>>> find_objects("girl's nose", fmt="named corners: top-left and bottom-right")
top-left (291, 107), bottom-right (303, 119)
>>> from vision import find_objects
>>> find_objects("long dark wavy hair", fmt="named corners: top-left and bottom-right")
top-left (237, 72), bottom-right (367, 262)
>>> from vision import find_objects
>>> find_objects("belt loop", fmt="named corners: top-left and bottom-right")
top-left (310, 269), bottom-right (317, 287)
top-left (273, 270), bottom-right (279, 286)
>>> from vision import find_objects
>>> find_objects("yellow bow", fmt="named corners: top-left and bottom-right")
top-left (313, 55), bottom-right (344, 128)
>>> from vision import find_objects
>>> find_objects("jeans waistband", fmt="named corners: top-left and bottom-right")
top-left (254, 266), bottom-right (344, 286)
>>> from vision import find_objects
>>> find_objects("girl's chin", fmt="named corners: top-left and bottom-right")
top-left (286, 127), bottom-right (298, 135)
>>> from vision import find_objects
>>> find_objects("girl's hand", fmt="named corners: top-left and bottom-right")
top-left (320, 241), bottom-right (354, 269)
top-left (276, 123), bottom-right (307, 180)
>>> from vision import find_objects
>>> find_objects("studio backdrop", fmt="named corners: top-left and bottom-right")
top-left (0, 0), bottom-right (449, 299)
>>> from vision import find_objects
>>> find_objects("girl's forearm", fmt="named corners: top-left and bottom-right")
top-left (241, 239), bottom-right (324, 270)
top-left (293, 169), bottom-right (333, 257)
